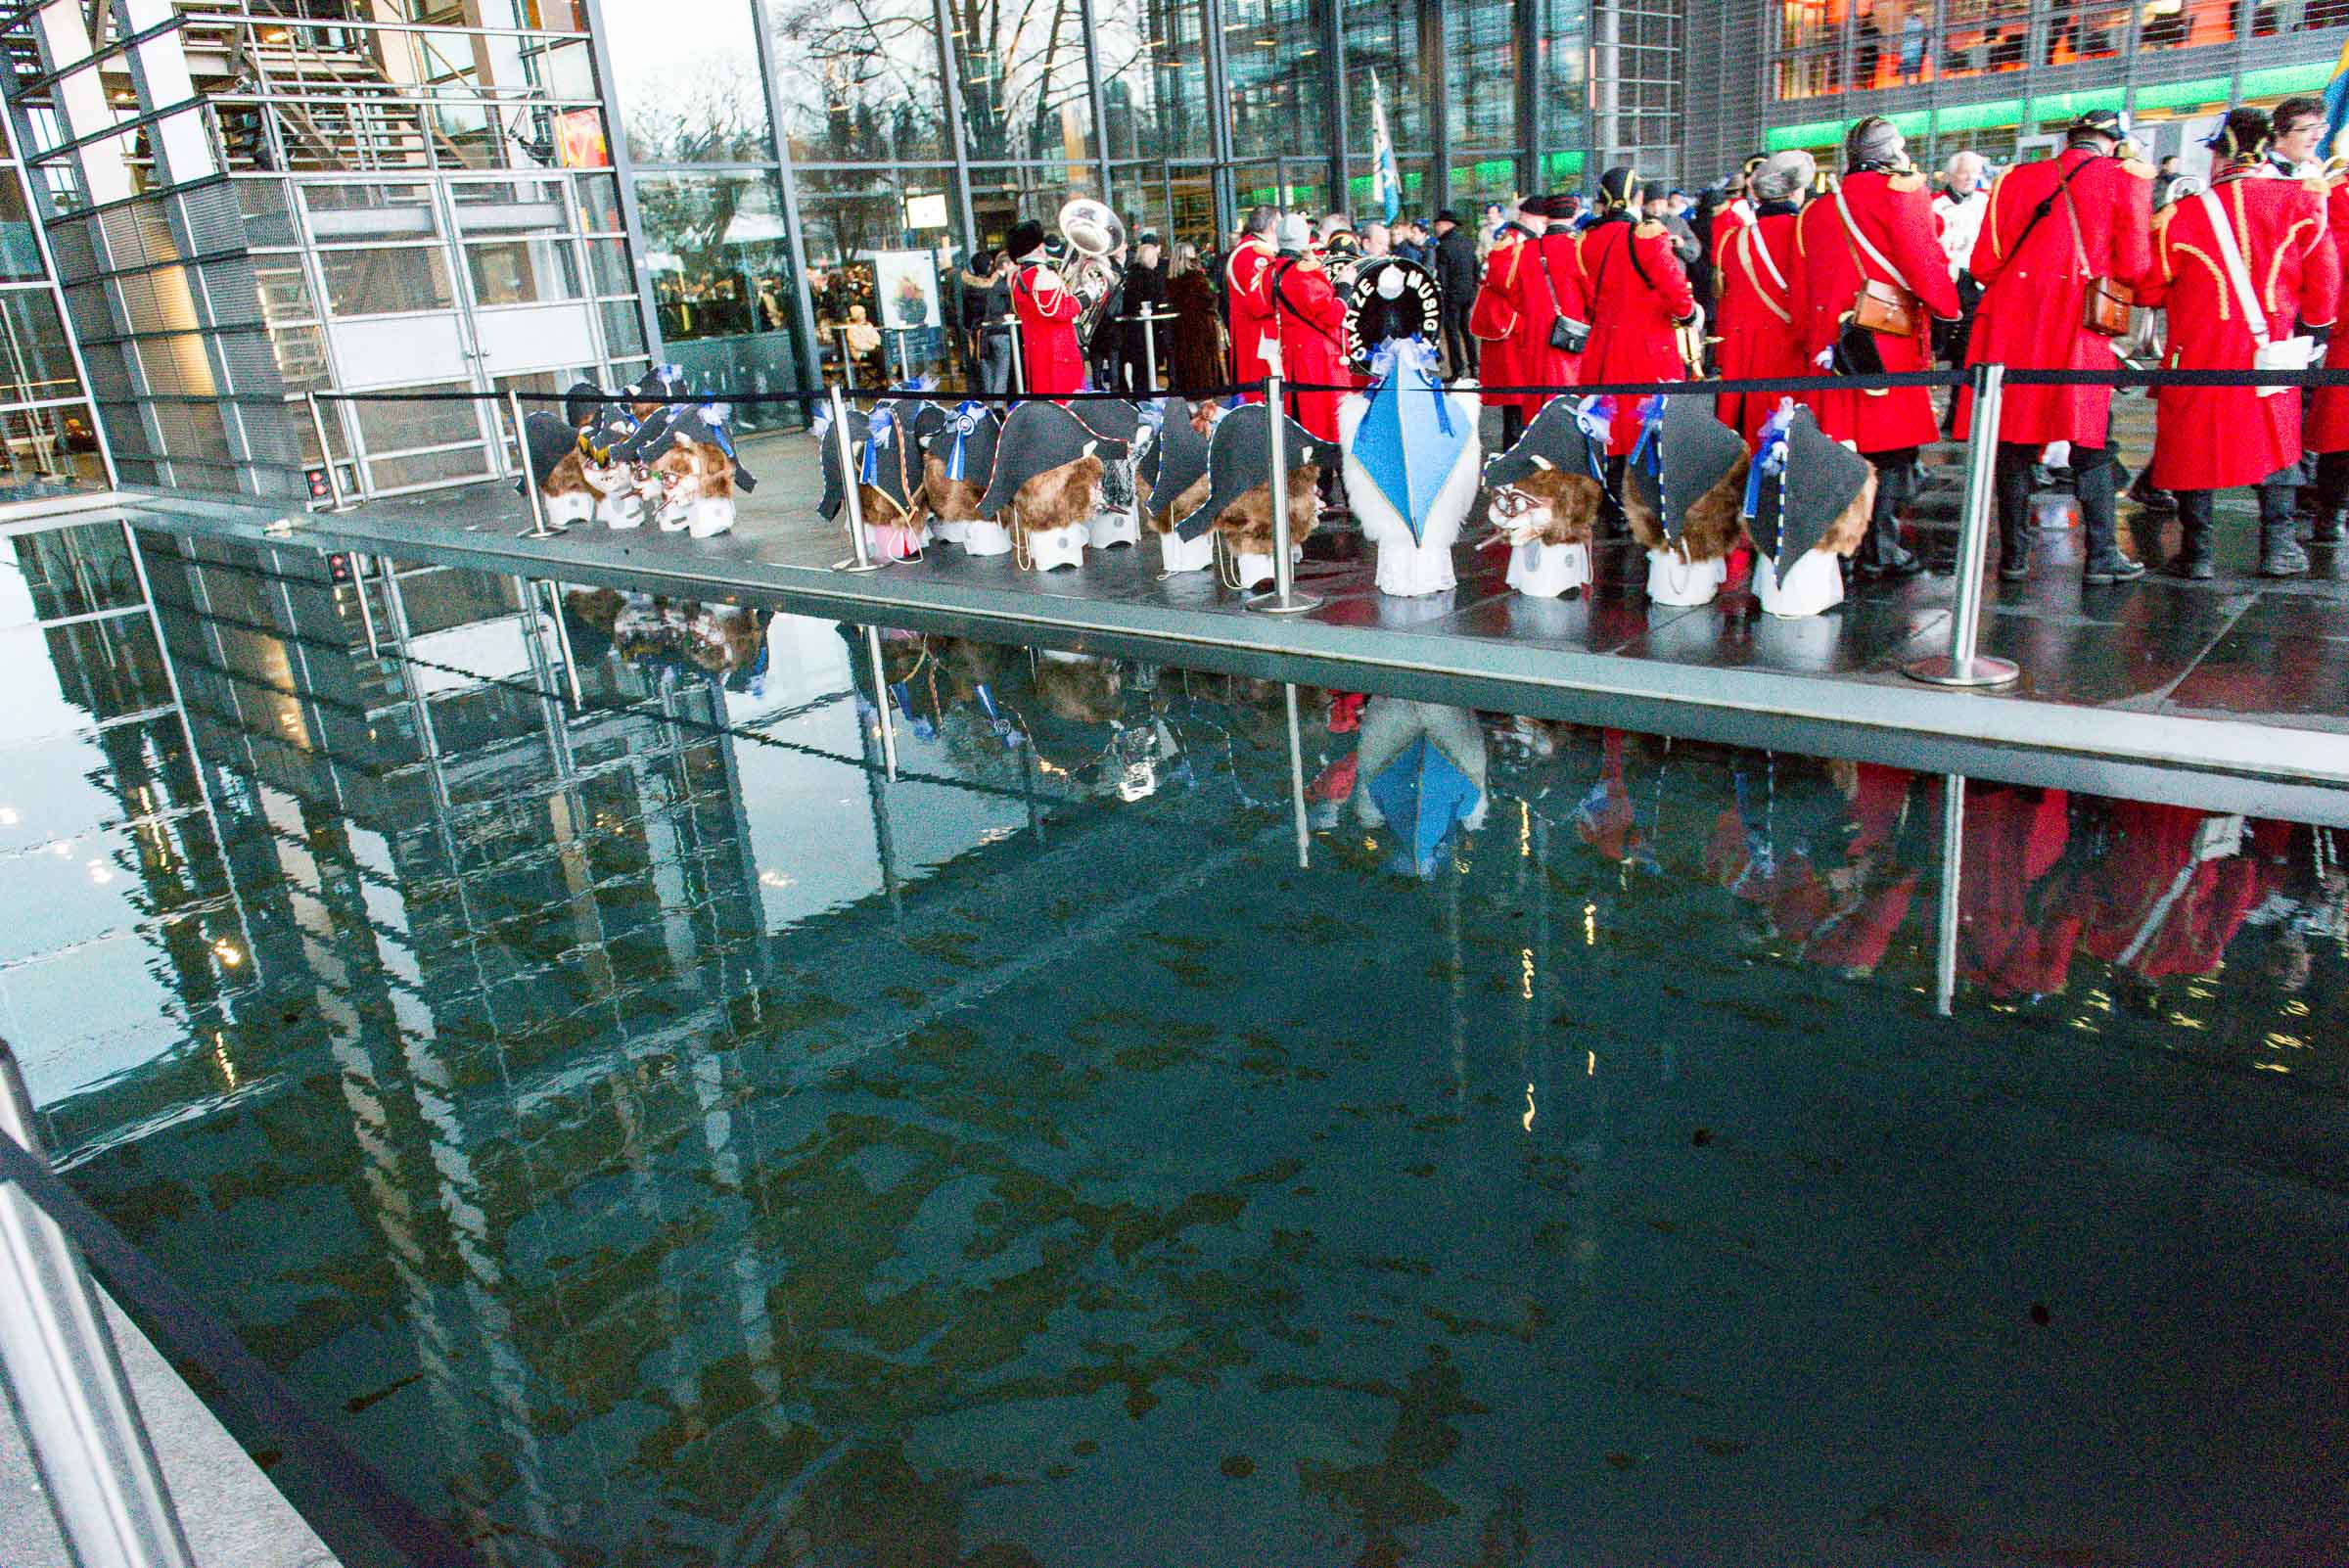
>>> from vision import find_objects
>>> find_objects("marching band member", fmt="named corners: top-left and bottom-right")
top-left (1470, 194), bottom-right (1542, 444)
top-left (2139, 108), bottom-right (2340, 579)
top-left (1710, 154), bottom-right (1766, 275)
top-left (1269, 212), bottom-right (1351, 444)
top-left (1006, 218), bottom-right (1084, 396)
top-left (1715, 150), bottom-right (1815, 445)
top-left (1227, 206), bottom-right (1282, 400)
top-left (1578, 166), bottom-right (1700, 480)
top-left (1513, 195), bottom-right (1589, 395)
top-left (1791, 115), bottom-right (1957, 580)
top-left (1959, 108), bottom-right (2152, 584)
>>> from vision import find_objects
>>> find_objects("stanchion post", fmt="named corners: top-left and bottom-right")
top-left (540, 578), bottom-right (583, 710)
top-left (1247, 375), bottom-right (1322, 616)
top-left (1907, 362), bottom-right (2019, 688)
top-left (863, 623), bottom-right (898, 782)
top-left (351, 551), bottom-right (380, 659)
top-left (1283, 682), bottom-right (1311, 869)
top-left (0, 1040), bottom-right (198, 1568)
top-left (303, 391), bottom-right (348, 513)
top-left (508, 388), bottom-right (561, 539)
top-left (1002, 311), bottom-right (1026, 395)
top-left (836, 325), bottom-right (857, 392)
top-left (829, 386), bottom-right (887, 575)
top-left (1140, 305), bottom-right (1161, 392)
top-left (1934, 773), bottom-right (1966, 1017)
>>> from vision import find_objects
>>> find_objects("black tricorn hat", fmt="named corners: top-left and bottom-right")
top-left (1137, 396), bottom-right (1211, 510)
top-left (1627, 393), bottom-right (1748, 546)
top-left (1484, 393), bottom-right (1609, 491)
top-left (913, 399), bottom-right (1001, 490)
top-left (615, 404), bottom-right (674, 465)
top-left (518, 409), bottom-right (578, 493)
top-left (662, 403), bottom-right (759, 492)
top-left (1172, 401), bottom-right (1335, 542)
top-left (1750, 406), bottom-right (1872, 569)
top-left (1345, 258), bottom-right (1442, 366)
top-left (633, 364), bottom-right (686, 403)
top-left (974, 399), bottom-right (1131, 520)
top-left (1007, 218), bottom-right (1048, 260)
top-left (563, 380), bottom-right (607, 430)
top-left (815, 406), bottom-right (869, 522)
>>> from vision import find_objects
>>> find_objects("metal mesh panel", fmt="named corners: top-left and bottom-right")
top-left (77, 341), bottom-right (137, 403)
top-left (61, 278), bottom-right (120, 342)
top-left (172, 183), bottom-right (248, 255)
top-left (109, 266), bottom-right (203, 338)
top-left (213, 325), bottom-right (286, 396)
top-left (194, 256), bottom-right (264, 330)
top-left (42, 218), bottom-right (98, 283)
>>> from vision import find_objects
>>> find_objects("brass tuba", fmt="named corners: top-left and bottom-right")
top-left (1057, 196), bottom-right (1127, 348)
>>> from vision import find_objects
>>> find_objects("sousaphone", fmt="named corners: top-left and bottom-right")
top-left (1057, 196), bottom-right (1127, 348)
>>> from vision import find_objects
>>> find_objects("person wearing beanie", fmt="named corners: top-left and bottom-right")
top-left (1790, 115), bottom-right (1958, 580)
top-left (1577, 165), bottom-right (1701, 487)
top-left (1227, 205), bottom-right (1282, 402)
top-left (1498, 197), bottom-right (1580, 402)
top-left (1005, 216), bottom-right (1084, 396)
top-left (1955, 107), bottom-right (2152, 584)
top-left (1715, 150), bottom-right (1817, 445)
top-left (1267, 216), bottom-right (1350, 444)
top-left (1432, 208), bottom-right (1480, 378)
top-left (1470, 193), bottom-right (1544, 443)
top-left (2142, 106), bottom-right (2341, 579)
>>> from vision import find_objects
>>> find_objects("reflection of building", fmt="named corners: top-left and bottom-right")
top-left (1698, 0), bottom-right (2349, 184)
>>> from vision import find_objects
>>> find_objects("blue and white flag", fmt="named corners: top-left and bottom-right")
top-left (1370, 71), bottom-right (1403, 226)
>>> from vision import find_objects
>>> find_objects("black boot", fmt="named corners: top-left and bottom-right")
top-left (2168, 490), bottom-right (2216, 579)
top-left (2076, 448), bottom-right (2144, 584)
top-left (2260, 474), bottom-right (2310, 576)
top-left (1856, 454), bottom-right (1923, 579)
top-left (2314, 451), bottom-right (2349, 543)
top-left (1994, 442), bottom-right (2033, 579)
top-left (2126, 465), bottom-right (2177, 514)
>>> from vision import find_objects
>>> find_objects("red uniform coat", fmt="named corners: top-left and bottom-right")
top-left (1711, 198), bottom-right (1757, 275)
top-left (1715, 207), bottom-right (1812, 445)
top-left (2067, 805), bottom-right (2286, 981)
top-left (1791, 169), bottom-right (1958, 454)
top-left (1469, 224), bottom-right (1537, 410)
top-left (1959, 786), bottom-right (2083, 1000)
top-left (1579, 215), bottom-right (1696, 456)
top-left (2140, 171), bottom-right (2340, 492)
top-left (1510, 226), bottom-right (1588, 396)
top-left (1226, 240), bottom-right (1279, 400)
top-left (2307, 177), bottom-right (2349, 453)
top-left (1957, 148), bottom-right (2153, 446)
top-left (1268, 255), bottom-right (1350, 441)
top-left (1012, 262), bottom-right (1084, 396)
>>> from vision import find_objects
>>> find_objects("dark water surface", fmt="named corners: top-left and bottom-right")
top-left (6, 520), bottom-right (2347, 1567)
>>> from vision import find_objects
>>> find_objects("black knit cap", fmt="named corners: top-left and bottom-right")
top-left (1006, 218), bottom-right (1048, 260)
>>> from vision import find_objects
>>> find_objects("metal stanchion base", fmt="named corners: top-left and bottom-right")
top-left (1904, 653), bottom-right (2020, 688)
top-left (519, 523), bottom-right (567, 539)
top-left (831, 557), bottom-right (891, 574)
top-left (1245, 591), bottom-right (1323, 616)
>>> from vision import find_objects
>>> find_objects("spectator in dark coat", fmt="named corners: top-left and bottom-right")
top-left (957, 249), bottom-right (1013, 393)
top-left (1118, 232), bottom-right (1170, 391)
top-left (1432, 209), bottom-right (1480, 378)
top-left (1166, 242), bottom-right (1227, 395)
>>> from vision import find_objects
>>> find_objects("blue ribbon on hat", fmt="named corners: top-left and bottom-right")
top-left (1571, 396), bottom-right (1613, 483)
top-left (1631, 393), bottom-right (1665, 482)
top-left (860, 403), bottom-right (896, 485)
top-left (698, 403), bottom-right (736, 460)
top-left (1742, 400), bottom-right (1795, 521)
top-left (945, 400), bottom-right (984, 482)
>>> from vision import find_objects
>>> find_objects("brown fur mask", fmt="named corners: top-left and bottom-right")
top-left (923, 453), bottom-right (990, 523)
top-left (1009, 454), bottom-right (1105, 538)
top-left (542, 447), bottom-right (603, 499)
top-left (652, 436), bottom-right (738, 511)
top-left (1217, 465), bottom-right (1321, 555)
top-left (1511, 466), bottom-right (1603, 546)
top-left (1142, 402), bottom-right (1220, 535)
top-left (1627, 457), bottom-right (1750, 563)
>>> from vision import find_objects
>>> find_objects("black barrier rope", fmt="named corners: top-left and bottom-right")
top-left (0, 1129), bottom-right (484, 1568)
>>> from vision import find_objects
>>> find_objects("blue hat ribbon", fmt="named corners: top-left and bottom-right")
top-left (1571, 397), bottom-right (1613, 484)
top-left (947, 399), bottom-right (984, 482)
top-left (1631, 393), bottom-right (1666, 482)
top-left (1742, 400), bottom-right (1795, 521)
top-left (860, 403), bottom-right (896, 485)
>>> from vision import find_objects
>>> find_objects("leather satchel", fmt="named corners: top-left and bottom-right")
top-left (2063, 182), bottom-right (2132, 337)
top-left (1835, 191), bottom-right (1923, 339)
top-left (1538, 232), bottom-right (1591, 354)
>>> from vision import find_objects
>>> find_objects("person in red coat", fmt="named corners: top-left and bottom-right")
top-left (1470, 198), bottom-right (1541, 444)
top-left (1959, 109), bottom-right (2153, 584)
top-left (1578, 166), bottom-right (1699, 477)
top-left (1005, 219), bottom-right (1083, 397)
top-left (1226, 207), bottom-right (1280, 402)
top-left (2305, 168), bottom-right (2349, 544)
top-left (1510, 196), bottom-right (1586, 399)
top-left (1267, 213), bottom-right (1350, 443)
top-left (2138, 108), bottom-right (2341, 577)
top-left (1790, 116), bottom-right (1958, 578)
top-left (1715, 150), bottom-right (1816, 445)
top-left (1710, 155), bottom-right (1766, 278)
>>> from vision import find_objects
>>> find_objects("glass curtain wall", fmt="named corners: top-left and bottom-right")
top-left (0, 130), bottom-right (104, 496)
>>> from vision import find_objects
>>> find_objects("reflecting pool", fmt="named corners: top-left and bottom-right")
top-left (6, 519), bottom-right (2347, 1566)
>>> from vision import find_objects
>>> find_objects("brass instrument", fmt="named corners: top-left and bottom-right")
top-left (1057, 197), bottom-right (1127, 348)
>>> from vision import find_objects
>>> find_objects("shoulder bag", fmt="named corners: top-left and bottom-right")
top-left (1834, 187), bottom-right (1921, 339)
top-left (2064, 176), bottom-right (2134, 337)
top-left (1537, 234), bottom-right (1592, 354)
top-left (2199, 187), bottom-right (2311, 397)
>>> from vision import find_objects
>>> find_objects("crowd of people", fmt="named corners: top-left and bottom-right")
top-left (974, 94), bottom-right (2348, 586)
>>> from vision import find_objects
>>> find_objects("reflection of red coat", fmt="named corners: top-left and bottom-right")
top-left (2141, 172), bottom-right (2340, 491)
top-left (1470, 226), bottom-right (1536, 411)
top-left (1792, 170), bottom-right (1958, 453)
top-left (1959, 786), bottom-right (2082, 998)
top-left (2307, 178), bottom-right (2349, 454)
top-left (1270, 256), bottom-right (1349, 441)
top-left (1013, 263), bottom-right (1083, 395)
top-left (1512, 227), bottom-right (1587, 395)
top-left (1579, 216), bottom-right (1695, 455)
top-left (2068, 804), bottom-right (2284, 981)
top-left (1226, 241), bottom-right (1279, 399)
top-left (1958, 147), bottom-right (2153, 446)
top-left (1716, 208), bottom-right (1812, 444)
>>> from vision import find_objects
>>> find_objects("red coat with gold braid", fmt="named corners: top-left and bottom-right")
top-left (2140, 169), bottom-right (2340, 492)
top-left (2307, 176), bottom-right (2349, 455)
top-left (1469, 223), bottom-right (1536, 411)
top-left (1225, 239), bottom-right (1279, 399)
top-left (1013, 261), bottom-right (1084, 396)
top-left (1268, 254), bottom-right (1350, 441)
top-left (1956, 146), bottom-right (2152, 447)
top-left (1791, 168), bottom-right (1958, 454)
top-left (1578, 213), bottom-right (1695, 456)
top-left (1714, 206), bottom-right (1811, 445)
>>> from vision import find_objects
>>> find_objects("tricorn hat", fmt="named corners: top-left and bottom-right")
top-left (1748, 405), bottom-right (1872, 570)
top-left (660, 403), bottom-right (758, 492)
top-left (1626, 393), bottom-right (1748, 547)
top-left (1484, 393), bottom-right (1610, 492)
top-left (974, 399), bottom-right (1132, 520)
top-left (814, 406), bottom-right (868, 522)
top-left (1172, 402), bottom-right (1335, 542)
top-left (914, 398), bottom-right (1001, 488)
top-left (1137, 396), bottom-right (1211, 512)
top-left (518, 409), bottom-right (579, 493)
top-left (1345, 257), bottom-right (1442, 366)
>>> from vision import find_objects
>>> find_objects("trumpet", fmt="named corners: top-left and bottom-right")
top-left (1058, 196), bottom-right (1127, 348)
